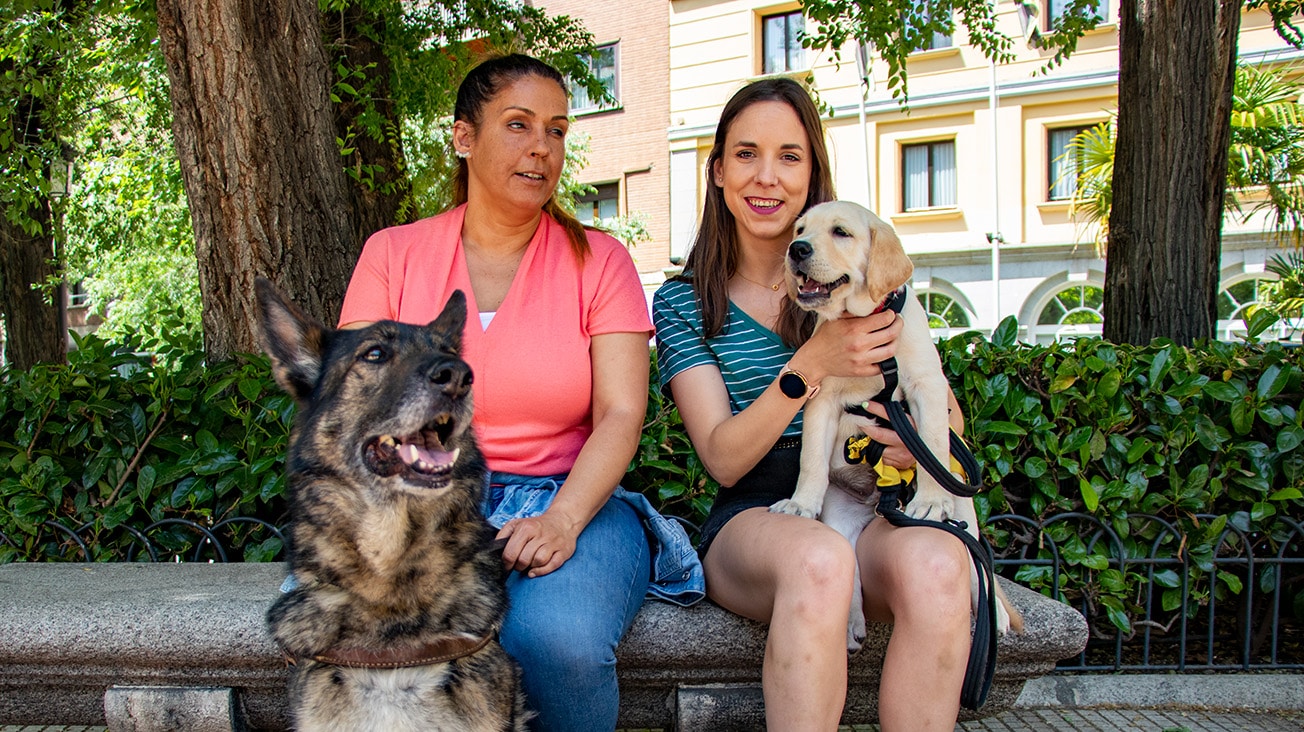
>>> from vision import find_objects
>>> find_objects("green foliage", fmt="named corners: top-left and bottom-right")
top-left (798, 0), bottom-right (1105, 103)
top-left (947, 325), bottom-right (1304, 632)
top-left (0, 327), bottom-right (291, 563)
top-left (4, 329), bottom-right (1300, 640)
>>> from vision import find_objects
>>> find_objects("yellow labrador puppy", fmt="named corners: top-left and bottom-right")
top-left (768, 200), bottom-right (1019, 650)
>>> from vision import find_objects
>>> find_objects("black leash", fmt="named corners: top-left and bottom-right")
top-left (840, 288), bottom-right (999, 710)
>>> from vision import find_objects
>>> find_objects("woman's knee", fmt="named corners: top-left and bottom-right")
top-left (866, 528), bottom-right (970, 609)
top-left (780, 531), bottom-right (857, 597)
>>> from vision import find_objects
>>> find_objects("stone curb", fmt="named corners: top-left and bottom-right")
top-left (1015, 672), bottom-right (1304, 712)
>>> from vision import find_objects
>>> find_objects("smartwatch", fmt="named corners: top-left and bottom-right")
top-left (778, 365), bottom-right (820, 400)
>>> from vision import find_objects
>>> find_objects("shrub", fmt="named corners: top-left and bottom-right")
top-left (1, 321), bottom-right (1301, 642)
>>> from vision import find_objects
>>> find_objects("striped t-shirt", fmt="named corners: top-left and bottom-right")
top-left (652, 279), bottom-right (803, 437)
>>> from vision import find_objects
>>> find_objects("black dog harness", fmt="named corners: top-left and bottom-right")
top-left (841, 288), bottom-right (999, 710)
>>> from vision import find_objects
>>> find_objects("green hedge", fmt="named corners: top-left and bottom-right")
top-left (1, 321), bottom-right (1301, 633)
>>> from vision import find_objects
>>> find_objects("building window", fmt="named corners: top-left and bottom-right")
top-left (902, 140), bottom-right (957, 210)
top-left (918, 291), bottom-right (970, 329)
top-left (1037, 283), bottom-right (1104, 340)
top-left (1048, 125), bottom-right (1090, 201)
top-left (575, 183), bottom-right (619, 225)
top-left (1043, 0), bottom-right (1109, 31)
top-left (762, 10), bottom-right (805, 74)
top-left (68, 280), bottom-right (90, 309)
top-left (570, 43), bottom-right (618, 113)
top-left (907, 3), bottom-right (952, 53)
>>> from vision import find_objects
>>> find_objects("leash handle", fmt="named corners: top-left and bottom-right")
top-left (884, 400), bottom-right (983, 497)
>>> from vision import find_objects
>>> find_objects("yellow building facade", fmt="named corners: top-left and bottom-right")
top-left (664, 1), bottom-right (1303, 342)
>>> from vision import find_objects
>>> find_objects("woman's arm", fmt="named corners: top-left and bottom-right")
top-left (497, 331), bottom-right (650, 577)
top-left (671, 310), bottom-right (905, 487)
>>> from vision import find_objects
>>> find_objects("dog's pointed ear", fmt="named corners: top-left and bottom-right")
top-left (428, 290), bottom-right (468, 351)
top-left (255, 277), bottom-right (328, 400)
top-left (849, 213), bottom-right (913, 315)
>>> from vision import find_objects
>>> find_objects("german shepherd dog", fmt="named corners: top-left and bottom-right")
top-left (256, 278), bottom-right (528, 732)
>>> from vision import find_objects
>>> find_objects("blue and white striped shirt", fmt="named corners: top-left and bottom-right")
top-left (652, 279), bottom-right (803, 438)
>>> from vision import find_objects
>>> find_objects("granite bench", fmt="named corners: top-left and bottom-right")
top-left (0, 562), bottom-right (1087, 731)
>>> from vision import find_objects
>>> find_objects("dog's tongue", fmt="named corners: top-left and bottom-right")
top-left (800, 279), bottom-right (826, 294)
top-left (397, 442), bottom-right (458, 474)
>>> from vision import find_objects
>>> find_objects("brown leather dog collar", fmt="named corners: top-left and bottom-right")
top-left (288, 630), bottom-right (495, 670)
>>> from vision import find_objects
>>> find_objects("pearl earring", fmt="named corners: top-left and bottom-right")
top-left (455, 149), bottom-right (469, 159)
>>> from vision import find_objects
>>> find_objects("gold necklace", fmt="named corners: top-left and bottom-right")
top-left (735, 271), bottom-right (783, 291)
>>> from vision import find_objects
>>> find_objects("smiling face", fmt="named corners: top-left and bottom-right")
top-left (453, 74), bottom-right (570, 218)
top-left (712, 100), bottom-right (813, 252)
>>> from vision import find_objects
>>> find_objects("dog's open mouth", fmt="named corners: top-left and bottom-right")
top-left (363, 413), bottom-right (460, 484)
top-left (794, 273), bottom-right (850, 304)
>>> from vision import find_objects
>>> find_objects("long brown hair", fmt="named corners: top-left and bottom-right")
top-left (452, 53), bottom-right (590, 259)
top-left (678, 77), bottom-right (835, 347)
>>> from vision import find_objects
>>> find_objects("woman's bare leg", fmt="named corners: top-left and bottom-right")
top-left (857, 518), bottom-right (971, 732)
top-left (704, 507), bottom-right (857, 732)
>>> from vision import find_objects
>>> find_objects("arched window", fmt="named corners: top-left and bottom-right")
top-left (1037, 283), bottom-right (1104, 341)
top-left (917, 290), bottom-right (971, 330)
top-left (1217, 276), bottom-right (1282, 341)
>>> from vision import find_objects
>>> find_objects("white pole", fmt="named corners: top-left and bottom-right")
top-left (989, 46), bottom-right (1002, 332)
top-left (855, 42), bottom-right (873, 207)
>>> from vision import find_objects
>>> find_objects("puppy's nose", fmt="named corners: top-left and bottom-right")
top-left (788, 239), bottom-right (813, 262)
top-left (429, 360), bottom-right (473, 396)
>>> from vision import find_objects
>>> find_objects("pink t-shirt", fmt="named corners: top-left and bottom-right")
top-left (338, 205), bottom-right (653, 476)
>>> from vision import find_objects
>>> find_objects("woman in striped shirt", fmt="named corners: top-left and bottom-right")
top-left (652, 77), bottom-right (971, 732)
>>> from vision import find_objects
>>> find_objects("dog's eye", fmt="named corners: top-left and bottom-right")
top-left (833, 226), bottom-right (851, 238)
top-left (360, 346), bottom-right (389, 363)
top-left (795, 224), bottom-right (804, 235)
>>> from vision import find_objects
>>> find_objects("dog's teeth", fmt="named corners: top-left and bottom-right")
top-left (379, 434), bottom-right (397, 447)
top-left (398, 443), bottom-right (419, 465)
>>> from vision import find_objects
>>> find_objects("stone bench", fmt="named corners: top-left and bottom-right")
top-left (0, 562), bottom-right (1087, 730)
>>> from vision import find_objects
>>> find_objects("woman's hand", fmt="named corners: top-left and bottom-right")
top-left (853, 400), bottom-right (917, 469)
top-left (789, 309), bottom-right (903, 384)
top-left (497, 509), bottom-right (581, 578)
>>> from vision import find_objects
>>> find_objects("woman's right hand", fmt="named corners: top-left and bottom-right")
top-left (788, 309), bottom-right (903, 384)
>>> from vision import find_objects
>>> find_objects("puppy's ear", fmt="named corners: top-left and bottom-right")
top-left (852, 215), bottom-right (913, 313)
top-left (255, 277), bottom-right (328, 400)
top-left (428, 289), bottom-right (468, 352)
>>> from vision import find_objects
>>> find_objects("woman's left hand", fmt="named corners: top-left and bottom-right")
top-left (854, 400), bottom-right (917, 470)
top-left (497, 510), bottom-right (581, 578)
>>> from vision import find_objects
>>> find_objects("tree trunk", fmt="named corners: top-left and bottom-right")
top-left (1104, 0), bottom-right (1242, 345)
top-left (0, 75), bottom-right (66, 370)
top-left (0, 199), bottom-right (64, 370)
top-left (156, 0), bottom-right (377, 360)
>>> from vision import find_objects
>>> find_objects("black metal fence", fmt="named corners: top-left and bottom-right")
top-left (5, 511), bottom-right (1301, 673)
top-left (989, 512), bottom-right (1303, 672)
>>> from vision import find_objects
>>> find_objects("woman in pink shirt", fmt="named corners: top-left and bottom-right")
top-left (339, 54), bottom-right (668, 731)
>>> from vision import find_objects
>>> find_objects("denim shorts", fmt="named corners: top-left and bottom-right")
top-left (697, 439), bottom-right (801, 558)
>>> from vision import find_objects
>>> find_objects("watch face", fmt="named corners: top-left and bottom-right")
top-left (779, 371), bottom-right (806, 399)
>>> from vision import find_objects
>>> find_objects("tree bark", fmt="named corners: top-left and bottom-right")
top-left (0, 199), bottom-right (64, 370)
top-left (1105, 0), bottom-right (1242, 345)
top-left (0, 73), bottom-right (66, 369)
top-left (156, 0), bottom-right (374, 360)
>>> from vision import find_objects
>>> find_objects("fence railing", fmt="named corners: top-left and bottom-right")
top-left (988, 512), bottom-right (1303, 672)
top-left (4, 512), bottom-right (1301, 672)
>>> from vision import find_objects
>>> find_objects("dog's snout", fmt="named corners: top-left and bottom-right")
top-left (429, 360), bottom-right (472, 396)
top-left (789, 239), bottom-right (813, 262)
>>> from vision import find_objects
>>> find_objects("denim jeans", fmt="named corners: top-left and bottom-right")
top-left (484, 473), bottom-right (651, 732)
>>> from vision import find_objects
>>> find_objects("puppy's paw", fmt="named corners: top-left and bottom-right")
top-left (903, 486), bottom-right (956, 523)
top-left (846, 611), bottom-right (867, 653)
top-left (769, 498), bottom-right (819, 519)
top-left (995, 599), bottom-right (1012, 635)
